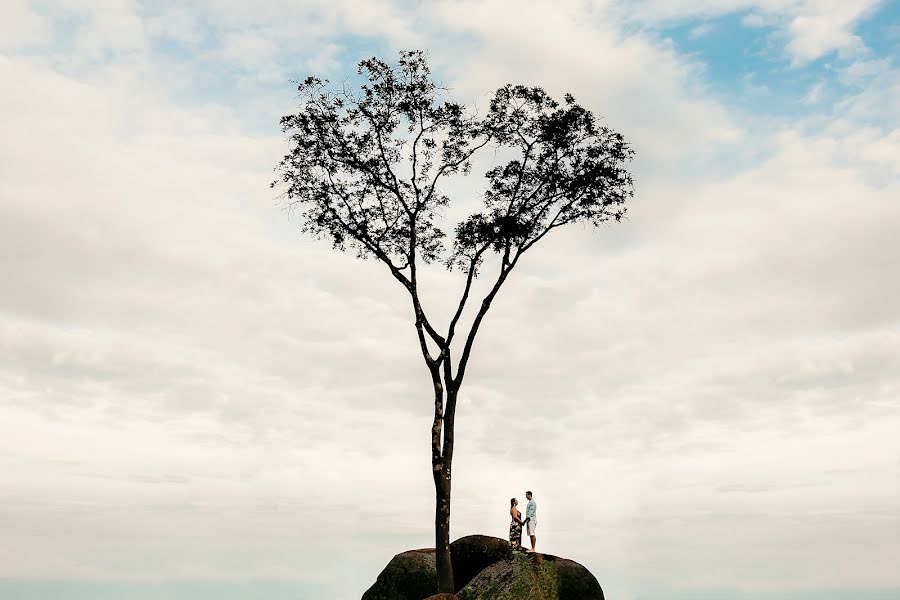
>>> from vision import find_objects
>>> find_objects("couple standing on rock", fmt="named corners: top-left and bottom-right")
top-left (509, 490), bottom-right (537, 552)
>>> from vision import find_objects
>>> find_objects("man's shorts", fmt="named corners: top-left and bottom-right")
top-left (526, 519), bottom-right (537, 536)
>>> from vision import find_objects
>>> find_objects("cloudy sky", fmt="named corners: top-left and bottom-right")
top-left (1, 1), bottom-right (899, 599)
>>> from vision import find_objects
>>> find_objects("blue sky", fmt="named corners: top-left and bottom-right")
top-left (1, 1), bottom-right (898, 599)
top-left (657, 2), bottom-right (900, 119)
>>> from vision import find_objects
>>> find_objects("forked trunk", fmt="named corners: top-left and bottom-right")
top-left (423, 331), bottom-right (459, 593)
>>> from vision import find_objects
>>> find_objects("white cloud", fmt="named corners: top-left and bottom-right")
top-left (421, 0), bottom-right (743, 175)
top-left (742, 12), bottom-right (772, 27)
top-left (0, 1), bottom-right (898, 598)
top-left (803, 79), bottom-right (825, 103)
top-left (144, 7), bottom-right (204, 48)
top-left (785, 1), bottom-right (871, 66)
top-left (0, 0), bottom-right (50, 48)
top-left (622, 0), bottom-right (885, 65)
top-left (688, 22), bottom-right (715, 38)
top-left (839, 57), bottom-right (892, 84)
top-left (55, 0), bottom-right (148, 58)
top-left (834, 57), bottom-right (900, 132)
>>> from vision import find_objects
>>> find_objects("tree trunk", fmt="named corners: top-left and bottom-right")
top-left (433, 466), bottom-right (453, 592)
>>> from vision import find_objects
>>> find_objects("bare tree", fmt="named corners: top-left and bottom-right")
top-left (273, 50), bottom-right (633, 593)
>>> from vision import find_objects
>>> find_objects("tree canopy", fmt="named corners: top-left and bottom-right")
top-left (274, 50), bottom-right (631, 284)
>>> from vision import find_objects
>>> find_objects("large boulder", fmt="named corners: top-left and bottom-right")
top-left (361, 549), bottom-right (438, 600)
top-left (449, 535), bottom-right (513, 591)
top-left (554, 556), bottom-right (605, 600)
top-left (360, 535), bottom-right (603, 600)
top-left (457, 552), bottom-right (604, 600)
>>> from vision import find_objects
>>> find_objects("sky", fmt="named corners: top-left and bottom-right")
top-left (0, 1), bottom-right (898, 599)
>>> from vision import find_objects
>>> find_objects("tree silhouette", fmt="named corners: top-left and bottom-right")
top-left (273, 50), bottom-right (633, 593)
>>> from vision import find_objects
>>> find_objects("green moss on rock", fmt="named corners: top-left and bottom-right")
top-left (458, 553), bottom-right (558, 600)
top-left (360, 536), bottom-right (603, 600)
top-left (456, 552), bottom-right (603, 600)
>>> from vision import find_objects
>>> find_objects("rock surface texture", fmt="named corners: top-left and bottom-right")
top-left (361, 549), bottom-right (438, 600)
top-left (450, 535), bottom-right (513, 591)
top-left (360, 536), bottom-right (603, 600)
top-left (458, 553), bottom-right (603, 600)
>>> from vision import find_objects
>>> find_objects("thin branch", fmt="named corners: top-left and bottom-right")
top-left (452, 262), bottom-right (512, 388)
top-left (410, 109), bottom-right (430, 205)
top-left (423, 136), bottom-right (492, 205)
top-left (445, 242), bottom-right (490, 349)
top-left (355, 103), bottom-right (412, 216)
top-left (320, 168), bottom-right (413, 292)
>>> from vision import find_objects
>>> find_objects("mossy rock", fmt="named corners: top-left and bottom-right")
top-left (361, 549), bottom-right (438, 600)
top-left (450, 535), bottom-right (513, 591)
top-left (457, 553), bottom-right (603, 600)
top-left (361, 535), bottom-right (603, 600)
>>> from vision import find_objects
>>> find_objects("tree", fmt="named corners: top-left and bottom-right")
top-left (273, 50), bottom-right (633, 593)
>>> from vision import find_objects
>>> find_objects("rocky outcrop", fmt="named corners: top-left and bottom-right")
top-left (449, 535), bottom-right (513, 591)
top-left (360, 536), bottom-right (602, 600)
top-left (553, 556), bottom-right (605, 600)
top-left (458, 552), bottom-right (603, 600)
top-left (361, 549), bottom-right (438, 600)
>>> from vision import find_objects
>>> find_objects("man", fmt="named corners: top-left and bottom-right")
top-left (524, 490), bottom-right (537, 552)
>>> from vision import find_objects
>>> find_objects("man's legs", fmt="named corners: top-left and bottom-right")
top-left (526, 519), bottom-right (537, 552)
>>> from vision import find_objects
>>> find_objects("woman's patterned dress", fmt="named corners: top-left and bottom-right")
top-left (509, 511), bottom-right (522, 548)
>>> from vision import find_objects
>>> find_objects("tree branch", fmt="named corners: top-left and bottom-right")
top-left (423, 136), bottom-right (492, 205)
top-left (452, 261), bottom-right (512, 388)
top-left (355, 103), bottom-right (412, 216)
top-left (319, 168), bottom-right (414, 292)
top-left (445, 243), bottom-right (490, 349)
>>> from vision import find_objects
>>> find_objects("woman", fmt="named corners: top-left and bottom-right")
top-left (509, 497), bottom-right (524, 550)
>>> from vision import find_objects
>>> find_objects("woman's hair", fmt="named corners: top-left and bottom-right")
top-left (510, 497), bottom-right (517, 506)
